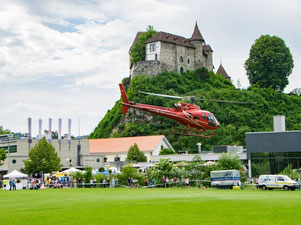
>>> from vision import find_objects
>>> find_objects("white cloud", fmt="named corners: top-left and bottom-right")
top-left (0, 0), bottom-right (300, 135)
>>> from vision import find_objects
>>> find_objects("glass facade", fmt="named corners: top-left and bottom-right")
top-left (251, 152), bottom-right (301, 176)
top-left (0, 145), bottom-right (17, 153)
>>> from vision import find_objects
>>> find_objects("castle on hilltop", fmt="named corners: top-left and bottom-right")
top-left (129, 23), bottom-right (215, 78)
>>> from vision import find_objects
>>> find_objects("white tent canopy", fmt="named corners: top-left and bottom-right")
top-left (3, 170), bottom-right (28, 179)
top-left (62, 167), bottom-right (81, 174)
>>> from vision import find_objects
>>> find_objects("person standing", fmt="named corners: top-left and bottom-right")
top-left (297, 177), bottom-right (300, 191)
top-left (144, 178), bottom-right (148, 187)
top-left (185, 177), bottom-right (189, 188)
top-left (9, 179), bottom-right (13, 191)
top-left (166, 177), bottom-right (169, 188)
top-left (13, 179), bottom-right (17, 190)
top-left (3, 179), bottom-right (7, 190)
top-left (173, 177), bottom-right (177, 187)
top-left (162, 176), bottom-right (166, 188)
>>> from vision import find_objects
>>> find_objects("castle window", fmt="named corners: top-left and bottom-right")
top-left (180, 67), bottom-right (184, 74)
top-left (150, 43), bottom-right (156, 52)
top-left (155, 54), bottom-right (158, 60)
top-left (179, 56), bottom-right (183, 63)
top-left (104, 157), bottom-right (107, 162)
top-left (187, 59), bottom-right (190, 64)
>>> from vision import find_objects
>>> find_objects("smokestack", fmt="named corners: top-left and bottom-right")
top-left (273, 115), bottom-right (285, 132)
top-left (38, 119), bottom-right (42, 140)
top-left (68, 119), bottom-right (71, 144)
top-left (48, 118), bottom-right (52, 143)
top-left (58, 118), bottom-right (62, 144)
top-left (28, 117), bottom-right (32, 143)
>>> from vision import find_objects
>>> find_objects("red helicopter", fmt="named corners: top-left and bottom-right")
top-left (119, 83), bottom-right (252, 138)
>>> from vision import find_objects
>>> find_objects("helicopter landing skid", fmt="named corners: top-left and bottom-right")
top-left (172, 126), bottom-right (215, 138)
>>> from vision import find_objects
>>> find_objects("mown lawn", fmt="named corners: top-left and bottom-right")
top-left (1, 188), bottom-right (301, 225)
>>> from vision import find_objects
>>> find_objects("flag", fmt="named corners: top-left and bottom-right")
top-left (28, 117), bottom-right (32, 143)
top-left (58, 118), bottom-right (62, 144)
top-left (68, 119), bottom-right (71, 144)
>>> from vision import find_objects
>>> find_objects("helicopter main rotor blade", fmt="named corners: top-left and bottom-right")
top-left (195, 97), bottom-right (254, 104)
top-left (140, 91), bottom-right (184, 100)
top-left (140, 91), bottom-right (254, 104)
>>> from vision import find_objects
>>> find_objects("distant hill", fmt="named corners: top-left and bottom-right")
top-left (89, 69), bottom-right (301, 152)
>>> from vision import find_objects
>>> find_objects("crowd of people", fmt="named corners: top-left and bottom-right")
top-left (1, 179), bottom-right (17, 191)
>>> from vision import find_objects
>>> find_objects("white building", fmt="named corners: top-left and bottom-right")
top-left (89, 135), bottom-right (174, 162)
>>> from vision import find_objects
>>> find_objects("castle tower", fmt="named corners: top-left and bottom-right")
top-left (216, 63), bottom-right (231, 80)
top-left (190, 22), bottom-right (205, 69)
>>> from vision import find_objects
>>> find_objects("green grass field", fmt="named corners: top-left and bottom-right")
top-left (1, 188), bottom-right (301, 225)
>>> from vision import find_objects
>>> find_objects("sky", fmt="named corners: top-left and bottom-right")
top-left (0, 0), bottom-right (300, 137)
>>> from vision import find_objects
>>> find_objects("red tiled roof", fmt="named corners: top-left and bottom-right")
top-left (216, 64), bottom-right (231, 80)
top-left (190, 23), bottom-right (204, 42)
top-left (203, 45), bottom-right (213, 52)
top-left (129, 31), bottom-right (143, 51)
top-left (89, 135), bottom-right (165, 154)
top-left (145, 32), bottom-right (195, 48)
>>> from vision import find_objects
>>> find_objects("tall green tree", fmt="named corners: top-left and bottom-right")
top-left (245, 35), bottom-right (294, 91)
top-left (24, 137), bottom-right (62, 176)
top-left (0, 126), bottom-right (11, 134)
top-left (0, 148), bottom-right (7, 166)
top-left (126, 143), bottom-right (147, 162)
top-left (217, 153), bottom-right (242, 170)
top-left (130, 25), bottom-right (157, 64)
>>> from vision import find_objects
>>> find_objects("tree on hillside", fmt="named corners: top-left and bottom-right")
top-left (0, 126), bottom-right (11, 135)
top-left (291, 88), bottom-right (301, 96)
top-left (244, 35), bottom-right (294, 91)
top-left (130, 25), bottom-right (157, 64)
top-left (126, 143), bottom-right (147, 162)
top-left (0, 148), bottom-right (7, 166)
top-left (24, 137), bottom-right (62, 177)
top-left (159, 148), bottom-right (176, 155)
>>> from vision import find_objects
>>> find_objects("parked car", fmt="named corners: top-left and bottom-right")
top-left (258, 175), bottom-right (298, 191)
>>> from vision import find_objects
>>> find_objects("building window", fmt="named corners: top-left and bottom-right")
top-left (12, 159), bottom-right (17, 164)
top-left (180, 67), bottom-right (184, 74)
top-left (150, 43), bottom-right (156, 52)
top-left (161, 145), bottom-right (164, 150)
top-left (179, 56), bottom-right (183, 63)
top-left (114, 156), bottom-right (120, 162)
top-left (187, 58), bottom-right (190, 64)
top-left (1, 145), bottom-right (17, 153)
top-left (155, 54), bottom-right (158, 60)
top-left (96, 158), bottom-right (100, 163)
top-left (104, 157), bottom-right (107, 162)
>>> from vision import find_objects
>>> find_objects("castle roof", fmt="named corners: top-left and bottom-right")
top-left (145, 31), bottom-right (196, 48)
top-left (203, 45), bottom-right (213, 52)
top-left (216, 64), bottom-right (231, 80)
top-left (129, 31), bottom-right (143, 52)
top-left (190, 23), bottom-right (204, 42)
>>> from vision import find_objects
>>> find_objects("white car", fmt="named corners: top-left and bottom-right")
top-left (258, 175), bottom-right (298, 191)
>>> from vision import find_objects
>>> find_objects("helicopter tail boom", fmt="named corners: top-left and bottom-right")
top-left (119, 83), bottom-right (130, 114)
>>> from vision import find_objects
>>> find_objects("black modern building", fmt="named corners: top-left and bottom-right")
top-left (246, 130), bottom-right (301, 177)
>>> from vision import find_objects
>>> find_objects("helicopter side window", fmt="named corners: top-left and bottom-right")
top-left (202, 113), bottom-right (206, 120)
top-left (208, 114), bottom-right (214, 122)
top-left (193, 116), bottom-right (200, 120)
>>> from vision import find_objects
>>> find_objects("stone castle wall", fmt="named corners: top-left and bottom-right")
top-left (130, 40), bottom-right (213, 78)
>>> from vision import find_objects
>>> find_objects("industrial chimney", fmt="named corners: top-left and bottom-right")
top-left (273, 115), bottom-right (285, 132)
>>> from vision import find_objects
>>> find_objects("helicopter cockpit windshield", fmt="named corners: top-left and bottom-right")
top-left (207, 114), bottom-right (219, 126)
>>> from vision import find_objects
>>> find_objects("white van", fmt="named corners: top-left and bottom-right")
top-left (258, 175), bottom-right (298, 191)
